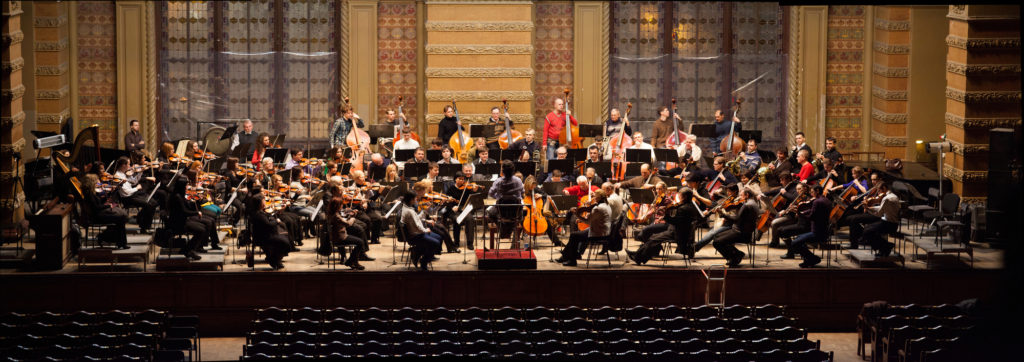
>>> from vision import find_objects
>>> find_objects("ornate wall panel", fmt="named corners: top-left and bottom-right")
top-left (730, 2), bottom-right (785, 151)
top-left (825, 5), bottom-right (866, 151)
top-left (76, 1), bottom-right (118, 147)
top-left (282, 0), bottom-right (337, 141)
top-left (533, 2), bottom-right (573, 125)
top-left (610, 1), bottom-right (667, 137)
top-left (159, 1), bottom-right (214, 140)
top-left (222, 0), bottom-right (275, 133)
top-left (377, 1), bottom-right (418, 123)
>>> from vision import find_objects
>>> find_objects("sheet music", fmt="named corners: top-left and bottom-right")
top-left (456, 204), bottom-right (474, 225)
top-left (310, 199), bottom-right (324, 220)
top-left (145, 182), bottom-right (162, 203)
top-left (384, 201), bottom-right (402, 218)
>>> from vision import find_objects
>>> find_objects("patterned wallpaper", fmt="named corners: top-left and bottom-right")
top-left (377, 2), bottom-right (419, 124)
top-left (76, 1), bottom-right (118, 147)
top-left (533, 2), bottom-right (574, 127)
top-left (825, 5), bottom-right (865, 151)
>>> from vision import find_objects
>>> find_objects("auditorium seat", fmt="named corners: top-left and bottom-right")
top-left (360, 307), bottom-right (389, 321)
top-left (524, 306), bottom-right (555, 320)
top-left (594, 316), bottom-right (627, 330)
top-left (324, 307), bottom-right (356, 321)
top-left (689, 305), bottom-right (718, 319)
top-left (458, 307), bottom-right (489, 321)
top-left (721, 304), bottom-right (751, 319)
top-left (359, 317), bottom-right (389, 332)
top-left (754, 304), bottom-right (787, 319)
top-left (589, 305), bottom-right (618, 320)
top-left (723, 348), bottom-right (756, 362)
top-left (255, 307), bottom-right (289, 321)
top-left (629, 316), bottom-right (659, 331)
top-left (622, 305), bottom-right (654, 320)
top-left (392, 307), bottom-right (421, 321)
top-left (561, 317), bottom-right (592, 331)
top-left (557, 306), bottom-right (587, 320)
top-left (323, 318), bottom-right (356, 333)
top-left (695, 316), bottom-right (729, 330)
top-left (423, 307), bottom-right (456, 321)
top-left (657, 305), bottom-right (687, 320)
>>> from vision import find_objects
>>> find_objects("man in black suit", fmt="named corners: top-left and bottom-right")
top-left (789, 132), bottom-right (812, 170)
top-left (788, 185), bottom-right (831, 268)
top-left (627, 188), bottom-right (703, 264)
top-left (711, 188), bottom-right (761, 267)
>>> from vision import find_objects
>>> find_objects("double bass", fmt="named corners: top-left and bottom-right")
top-left (344, 96), bottom-right (370, 174)
top-left (497, 99), bottom-right (523, 149)
top-left (665, 98), bottom-right (688, 148)
top-left (719, 98), bottom-right (745, 156)
top-left (558, 88), bottom-right (582, 149)
top-left (610, 103), bottom-right (633, 181)
top-left (448, 99), bottom-right (473, 163)
top-left (393, 96), bottom-right (420, 142)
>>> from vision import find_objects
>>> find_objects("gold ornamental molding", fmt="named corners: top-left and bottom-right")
top-left (36, 85), bottom-right (69, 100)
top-left (945, 61), bottom-right (1021, 76)
top-left (947, 138), bottom-right (990, 156)
top-left (0, 192), bottom-right (26, 211)
top-left (873, 41), bottom-right (909, 55)
top-left (600, 1), bottom-right (611, 128)
top-left (425, 67), bottom-right (534, 78)
top-left (425, 90), bottom-right (534, 102)
top-left (1, 84), bottom-right (26, 102)
top-left (1, 57), bottom-right (24, 73)
top-left (339, 0), bottom-right (349, 105)
top-left (425, 0), bottom-right (533, 4)
top-left (425, 113), bottom-right (534, 124)
top-left (944, 112), bottom-right (1022, 129)
top-left (947, 5), bottom-right (1021, 21)
top-left (35, 62), bottom-right (69, 76)
top-left (0, 165), bottom-right (25, 183)
top-left (943, 164), bottom-right (988, 183)
top-left (946, 35), bottom-right (1021, 50)
top-left (34, 38), bottom-right (68, 52)
top-left (945, 87), bottom-right (1022, 104)
top-left (425, 44), bottom-right (533, 55)
top-left (3, 0), bottom-right (24, 16)
top-left (0, 138), bottom-right (26, 154)
top-left (872, 64), bottom-right (908, 78)
top-left (0, 111), bottom-right (25, 128)
top-left (871, 108), bottom-right (908, 124)
top-left (37, 109), bottom-right (71, 124)
top-left (874, 18), bottom-right (910, 31)
top-left (871, 86), bottom-right (907, 100)
top-left (870, 131), bottom-right (907, 147)
top-left (785, 7), bottom-right (801, 144)
top-left (34, 15), bottom-right (68, 28)
top-left (425, 21), bottom-right (534, 32)
top-left (2, 30), bottom-right (24, 47)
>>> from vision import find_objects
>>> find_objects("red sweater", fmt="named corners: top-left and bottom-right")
top-left (543, 111), bottom-right (577, 145)
top-left (795, 162), bottom-right (815, 181)
top-left (563, 185), bottom-right (600, 204)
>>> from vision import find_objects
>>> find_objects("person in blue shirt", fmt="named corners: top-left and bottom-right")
top-left (739, 138), bottom-right (762, 173)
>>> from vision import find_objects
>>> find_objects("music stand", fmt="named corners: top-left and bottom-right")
top-left (426, 149), bottom-right (441, 162)
top-left (219, 125), bottom-right (238, 141)
top-left (688, 124), bottom-right (717, 138)
top-left (586, 161), bottom-right (613, 180)
top-left (271, 134), bottom-right (287, 146)
top-left (546, 159), bottom-right (573, 175)
top-left (338, 162), bottom-right (353, 176)
top-left (567, 148), bottom-right (587, 162)
top-left (469, 124), bottom-right (493, 138)
top-left (542, 181), bottom-right (570, 196)
top-left (404, 162), bottom-right (428, 180)
top-left (264, 148), bottom-right (288, 165)
top-left (663, 177), bottom-right (683, 189)
top-left (627, 188), bottom-right (655, 204)
top-left (232, 143), bottom-right (251, 162)
top-left (381, 182), bottom-right (407, 204)
top-left (578, 124), bottom-right (604, 138)
top-left (277, 168), bottom-right (293, 183)
top-left (625, 148), bottom-right (652, 164)
top-left (174, 140), bottom-right (190, 156)
top-left (514, 162), bottom-right (536, 179)
top-left (395, 149), bottom-right (417, 162)
top-left (624, 163), bottom-right (643, 178)
top-left (440, 164), bottom-right (463, 179)
top-left (474, 163), bottom-right (499, 176)
top-left (550, 195), bottom-right (579, 211)
top-left (499, 149), bottom-right (519, 162)
top-left (368, 125), bottom-right (393, 141)
top-left (206, 157), bottom-right (226, 172)
top-left (738, 130), bottom-right (762, 143)
top-left (654, 148), bottom-right (677, 163)
top-left (475, 180), bottom-right (494, 191)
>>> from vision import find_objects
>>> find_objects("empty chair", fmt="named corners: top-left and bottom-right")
top-left (745, 337), bottom-right (775, 352)
top-left (423, 307), bottom-right (457, 321)
top-left (431, 329), bottom-right (460, 343)
top-left (605, 338), bottom-right (634, 354)
top-left (494, 329), bottom-right (526, 344)
top-left (928, 304), bottom-right (962, 319)
top-left (434, 340), bottom-right (460, 356)
top-left (754, 304), bottom-right (787, 319)
top-left (391, 307), bottom-right (421, 321)
top-left (781, 338), bottom-right (818, 352)
top-left (589, 306), bottom-right (618, 320)
top-left (657, 305), bottom-right (687, 320)
top-left (290, 318), bottom-right (320, 333)
top-left (491, 306), bottom-right (521, 321)
top-left (721, 305), bottom-right (751, 319)
top-left (393, 318), bottom-right (423, 332)
top-left (666, 327), bottom-right (700, 342)
top-left (460, 317), bottom-right (490, 332)
top-left (323, 318), bottom-right (357, 333)
top-left (722, 348), bottom-right (756, 362)
top-left (596, 327), bottom-right (628, 342)
top-left (594, 317), bottom-right (627, 331)
top-left (561, 317), bottom-right (592, 331)
top-left (760, 315), bottom-right (797, 329)
top-left (67, 311), bottom-right (98, 325)
top-left (632, 327), bottom-right (661, 341)
top-left (524, 306), bottom-right (555, 321)
top-left (532, 339), bottom-right (560, 355)
top-left (530, 329), bottom-right (560, 344)
top-left (527, 316), bottom-right (558, 332)
top-left (494, 317), bottom-right (524, 331)
top-left (287, 330), bottom-right (318, 344)
top-left (675, 338), bottom-right (708, 353)
top-left (760, 348), bottom-right (793, 362)
top-left (622, 305), bottom-right (654, 320)
top-left (256, 307), bottom-right (289, 321)
top-left (249, 330), bottom-right (284, 345)
top-left (0, 312), bottom-right (30, 325)
top-left (359, 307), bottom-right (389, 321)
top-left (694, 316), bottom-right (728, 331)
top-left (394, 329), bottom-right (423, 344)
top-left (737, 327), bottom-right (770, 342)
top-left (558, 306), bottom-right (587, 321)
top-left (560, 328), bottom-right (589, 343)
top-left (702, 327), bottom-right (731, 341)
top-left (135, 310), bottom-right (168, 324)
top-left (291, 307), bottom-right (322, 322)
top-left (321, 330), bottom-right (349, 344)
top-left (462, 329), bottom-right (490, 344)
top-left (358, 330), bottom-right (390, 344)
top-left (34, 312), bottom-right (66, 325)
top-left (283, 341), bottom-right (318, 356)
top-left (770, 326), bottom-right (805, 341)
top-left (660, 316), bottom-right (690, 330)
top-left (712, 337), bottom-right (742, 353)
top-left (689, 305), bottom-right (719, 319)
top-left (944, 315), bottom-right (974, 329)
top-left (134, 320), bottom-right (164, 335)
top-left (324, 308), bottom-right (356, 322)
top-left (360, 318), bottom-right (389, 332)
top-left (568, 339), bottom-right (599, 356)
top-left (793, 349), bottom-right (832, 362)
top-left (426, 317), bottom-right (457, 332)
top-left (629, 316), bottom-right (659, 332)
top-left (642, 338), bottom-right (672, 353)
top-left (911, 315), bottom-right (943, 329)
top-left (459, 307), bottom-right (489, 321)
top-left (729, 315), bottom-right (757, 330)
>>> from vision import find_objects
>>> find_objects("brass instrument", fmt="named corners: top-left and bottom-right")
top-left (724, 153), bottom-right (744, 176)
top-left (756, 163), bottom-right (770, 185)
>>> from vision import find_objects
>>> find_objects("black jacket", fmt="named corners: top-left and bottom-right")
top-left (664, 203), bottom-right (702, 245)
top-left (723, 200), bottom-right (760, 237)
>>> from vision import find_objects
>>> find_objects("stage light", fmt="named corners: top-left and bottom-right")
top-left (925, 141), bottom-right (950, 153)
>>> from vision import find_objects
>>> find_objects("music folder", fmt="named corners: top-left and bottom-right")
top-left (474, 162), bottom-right (499, 176)
top-left (567, 148), bottom-right (587, 162)
top-left (546, 159), bottom-right (573, 175)
top-left (586, 161), bottom-right (613, 179)
top-left (440, 163), bottom-right (463, 179)
top-left (499, 149), bottom-right (519, 162)
top-left (513, 161), bottom-right (536, 179)
top-left (624, 163), bottom-right (643, 178)
top-left (627, 188), bottom-right (655, 204)
top-left (219, 125), bottom-right (238, 141)
top-left (394, 149), bottom-right (417, 162)
top-left (456, 204), bottom-right (474, 225)
top-left (578, 124), bottom-right (604, 138)
top-left (469, 124), bottom-right (494, 138)
top-left (625, 148), bottom-right (652, 164)
top-left (426, 149), bottom-right (442, 162)
top-left (264, 148), bottom-right (288, 164)
top-left (654, 148), bottom-right (678, 163)
top-left (688, 123), bottom-right (717, 138)
top-left (404, 162), bottom-right (428, 180)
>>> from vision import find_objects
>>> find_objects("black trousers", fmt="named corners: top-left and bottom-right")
top-left (863, 220), bottom-right (899, 251)
top-left (561, 230), bottom-right (590, 260)
top-left (355, 210), bottom-right (383, 244)
top-left (277, 211), bottom-right (303, 244)
top-left (776, 221), bottom-right (809, 248)
top-left (770, 214), bottom-right (798, 245)
top-left (182, 219), bottom-right (208, 253)
top-left (429, 223), bottom-right (458, 252)
top-left (635, 224), bottom-right (681, 263)
top-left (333, 234), bottom-right (368, 264)
top-left (121, 193), bottom-right (157, 230)
top-left (448, 212), bottom-right (476, 250)
top-left (260, 233), bottom-right (291, 264)
top-left (847, 213), bottom-right (881, 247)
top-left (94, 207), bottom-right (129, 248)
top-left (712, 229), bottom-right (748, 261)
top-left (188, 214), bottom-right (219, 247)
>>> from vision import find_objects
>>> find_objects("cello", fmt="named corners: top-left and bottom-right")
top-left (393, 96), bottom-right (420, 142)
top-left (558, 88), bottom-right (582, 149)
top-left (522, 181), bottom-right (548, 236)
top-left (575, 180), bottom-right (594, 231)
top-left (665, 98), bottom-right (688, 148)
top-left (344, 96), bottom-right (370, 174)
top-left (497, 99), bottom-right (523, 149)
top-left (609, 102), bottom-right (634, 181)
top-left (448, 99), bottom-right (474, 163)
top-left (719, 98), bottom-right (745, 156)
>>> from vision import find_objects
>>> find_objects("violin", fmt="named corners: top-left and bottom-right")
top-left (457, 182), bottom-right (483, 191)
top-left (298, 158), bottom-right (322, 167)
top-left (192, 151), bottom-right (216, 160)
top-left (422, 192), bottom-right (457, 204)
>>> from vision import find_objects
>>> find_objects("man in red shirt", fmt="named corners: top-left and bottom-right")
top-left (542, 98), bottom-right (578, 160)
top-left (563, 175), bottom-right (599, 205)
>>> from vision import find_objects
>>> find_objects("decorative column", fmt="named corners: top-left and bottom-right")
top-left (786, 6), bottom-right (828, 147)
top-left (944, 5), bottom-right (1021, 204)
top-left (2, 0), bottom-right (26, 224)
top-left (32, 1), bottom-right (70, 136)
top-left (424, 0), bottom-right (534, 137)
top-left (869, 6), bottom-right (910, 158)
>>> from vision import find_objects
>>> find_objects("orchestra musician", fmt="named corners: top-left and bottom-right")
top-left (394, 130), bottom-right (420, 160)
top-left (329, 104), bottom-right (365, 149)
top-left (438, 146), bottom-right (460, 164)
top-left (324, 192), bottom-right (371, 270)
top-left (788, 185), bottom-right (831, 268)
top-left (220, 157), bottom-right (248, 226)
top-left (231, 119), bottom-right (259, 151)
top-left (245, 184), bottom-right (292, 270)
top-left (429, 137), bottom-right (444, 150)
top-left (521, 175), bottom-right (563, 247)
top-left (766, 148), bottom-right (794, 187)
top-left (486, 160), bottom-right (524, 239)
top-left (629, 132), bottom-right (656, 164)
top-left (846, 172), bottom-right (887, 249)
top-left (425, 162), bottom-right (440, 183)
top-left (794, 150), bottom-right (815, 182)
top-left (544, 169), bottom-right (565, 183)
top-left (587, 145), bottom-right (604, 163)
top-left (555, 189), bottom-right (611, 267)
top-left (628, 188), bottom-right (703, 264)
top-left (651, 106), bottom-right (682, 147)
top-left (831, 167), bottom-right (872, 228)
top-left (583, 167), bottom-right (604, 189)
top-left (542, 98), bottom-right (577, 160)
top-left (124, 120), bottom-right (147, 164)
top-left (511, 128), bottom-right (540, 157)
top-left (473, 148), bottom-right (497, 181)
top-left (406, 147), bottom-right (428, 165)
top-left (400, 190), bottom-right (443, 271)
top-left (817, 136), bottom-right (844, 166)
top-left (82, 174), bottom-right (130, 250)
top-left (775, 183), bottom-right (812, 254)
top-left (710, 109), bottom-right (742, 156)
top-left (384, 164), bottom-right (400, 183)
top-left (739, 139), bottom-right (762, 173)
top-left (284, 149), bottom-right (303, 170)
top-left (253, 134), bottom-right (273, 167)
top-left (789, 132), bottom-right (813, 170)
top-left (807, 159), bottom-right (839, 186)
top-left (858, 182), bottom-right (900, 256)
top-left (350, 170), bottom-right (385, 245)
top-left (604, 108), bottom-right (633, 160)
top-left (269, 174), bottom-right (305, 250)
top-left (113, 157), bottom-right (159, 233)
top-left (485, 106), bottom-right (509, 150)
top-left (327, 146), bottom-right (346, 164)
top-left (710, 188), bottom-right (760, 267)
top-left (692, 184), bottom-right (741, 253)
top-left (616, 163), bottom-right (660, 190)
top-left (367, 153), bottom-right (392, 182)
top-left (436, 105), bottom-right (462, 144)
top-left (444, 172), bottom-right (481, 250)
top-left (468, 137), bottom-right (489, 164)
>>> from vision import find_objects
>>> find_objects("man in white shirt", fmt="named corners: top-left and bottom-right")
top-left (555, 189), bottom-right (612, 267)
top-left (114, 157), bottom-right (160, 233)
top-left (231, 119), bottom-right (258, 151)
top-left (602, 182), bottom-right (623, 222)
top-left (861, 183), bottom-right (901, 256)
top-left (393, 130), bottom-right (420, 160)
top-left (629, 132), bottom-right (656, 164)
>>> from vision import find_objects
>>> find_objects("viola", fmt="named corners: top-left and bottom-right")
top-left (457, 182), bottom-right (483, 191)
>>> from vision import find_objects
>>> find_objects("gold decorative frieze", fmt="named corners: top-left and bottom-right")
top-left (0, 138), bottom-right (26, 154)
top-left (871, 86), bottom-right (907, 100)
top-left (946, 35), bottom-right (1021, 50)
top-left (874, 18), bottom-right (910, 31)
top-left (946, 61), bottom-right (1021, 76)
top-left (34, 38), bottom-right (68, 51)
top-left (34, 15), bottom-right (68, 28)
top-left (786, 7), bottom-right (801, 143)
top-left (1, 57), bottom-right (24, 73)
top-left (35, 62), bottom-right (68, 76)
top-left (944, 112), bottom-right (1022, 129)
top-left (0, 192), bottom-right (26, 211)
top-left (2, 30), bottom-right (24, 47)
top-left (425, 113), bottom-right (534, 124)
top-left (947, 5), bottom-right (1021, 21)
top-left (945, 87), bottom-right (1022, 104)
top-left (37, 109), bottom-right (71, 124)
top-left (871, 108), bottom-right (908, 123)
top-left (947, 138), bottom-right (990, 156)
top-left (425, 44), bottom-right (533, 55)
top-left (36, 85), bottom-right (69, 100)
top-left (0, 111), bottom-right (25, 128)
top-left (425, 67), bottom-right (534, 78)
top-left (425, 21), bottom-right (534, 32)
top-left (872, 64), bottom-right (909, 77)
top-left (873, 41), bottom-right (909, 54)
top-left (425, 90), bottom-right (534, 102)
top-left (2, 0), bottom-right (24, 16)
top-left (943, 164), bottom-right (988, 183)
top-left (0, 165), bottom-right (25, 183)
top-left (1, 84), bottom-right (26, 102)
top-left (947, 5), bottom-right (967, 20)
top-left (871, 131), bottom-right (907, 147)
top-left (425, 0), bottom-right (533, 4)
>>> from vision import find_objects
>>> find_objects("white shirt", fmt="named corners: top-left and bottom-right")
top-left (115, 170), bottom-right (141, 197)
top-left (677, 143), bottom-right (702, 163)
top-left (586, 203), bottom-right (612, 238)
top-left (869, 191), bottom-right (901, 222)
top-left (394, 138), bottom-right (420, 151)
top-left (401, 204), bottom-right (431, 237)
top-left (631, 142), bottom-right (656, 163)
top-left (606, 192), bottom-right (624, 222)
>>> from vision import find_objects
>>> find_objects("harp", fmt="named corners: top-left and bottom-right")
top-left (54, 125), bottom-right (101, 174)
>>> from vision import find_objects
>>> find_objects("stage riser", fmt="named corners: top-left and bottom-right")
top-left (0, 269), bottom-right (999, 336)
